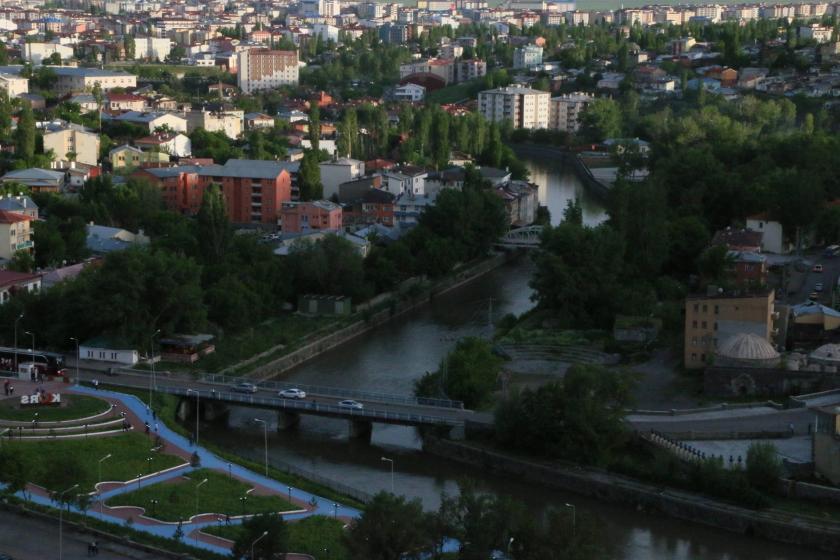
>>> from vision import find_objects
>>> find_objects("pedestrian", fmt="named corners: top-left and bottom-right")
top-left (152, 409), bottom-right (156, 421)
top-left (789, 422), bottom-right (795, 434)
top-left (154, 422), bottom-right (159, 433)
top-left (144, 422), bottom-right (150, 435)
top-left (92, 540), bottom-right (98, 556)
top-left (122, 419), bottom-right (130, 431)
top-left (9, 386), bottom-right (14, 396)
top-left (188, 434), bottom-right (194, 446)
top-left (87, 542), bottom-right (93, 557)
top-left (93, 379), bottom-right (99, 390)
top-left (3, 379), bottom-right (8, 395)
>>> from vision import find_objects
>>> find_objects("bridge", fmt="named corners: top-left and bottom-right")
top-left (495, 225), bottom-right (544, 249)
top-left (81, 372), bottom-right (486, 440)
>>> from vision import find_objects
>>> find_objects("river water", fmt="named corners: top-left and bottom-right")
top-left (206, 158), bottom-right (826, 560)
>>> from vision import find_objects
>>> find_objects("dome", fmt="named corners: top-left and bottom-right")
top-left (717, 333), bottom-right (780, 364)
top-left (810, 344), bottom-right (840, 364)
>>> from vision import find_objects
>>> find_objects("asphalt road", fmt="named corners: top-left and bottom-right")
top-left (779, 250), bottom-right (840, 305)
top-left (0, 509), bottom-right (159, 560)
top-left (627, 407), bottom-right (818, 435)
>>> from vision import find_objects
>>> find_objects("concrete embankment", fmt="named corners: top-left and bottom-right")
top-left (423, 436), bottom-right (840, 554)
top-left (248, 253), bottom-right (516, 380)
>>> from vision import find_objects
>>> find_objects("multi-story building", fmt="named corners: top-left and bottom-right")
top-left (133, 36), bottom-right (172, 61)
top-left (185, 108), bottom-right (243, 139)
top-left (278, 200), bottom-right (343, 233)
top-left (23, 43), bottom-right (74, 64)
top-left (513, 45), bottom-right (543, 69)
top-left (683, 290), bottom-right (776, 369)
top-left (320, 158), bottom-right (365, 200)
top-left (0, 209), bottom-right (33, 262)
top-left (237, 49), bottom-right (299, 94)
top-left (0, 73), bottom-right (27, 97)
top-left (549, 92), bottom-right (594, 133)
top-left (800, 24), bottom-right (833, 44)
top-left (42, 125), bottom-right (101, 167)
top-left (478, 85), bottom-right (550, 130)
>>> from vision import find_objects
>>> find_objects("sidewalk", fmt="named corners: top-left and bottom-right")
top-left (10, 383), bottom-right (363, 556)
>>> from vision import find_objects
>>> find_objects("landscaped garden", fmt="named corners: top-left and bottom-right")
top-left (105, 468), bottom-right (297, 521)
top-left (0, 393), bottom-right (111, 422)
top-left (1, 432), bottom-right (185, 493)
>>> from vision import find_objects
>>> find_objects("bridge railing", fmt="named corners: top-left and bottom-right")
top-left (198, 374), bottom-right (465, 410)
top-left (161, 385), bottom-right (464, 427)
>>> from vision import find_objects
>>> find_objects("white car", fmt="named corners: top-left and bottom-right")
top-left (232, 382), bottom-right (258, 394)
top-left (338, 399), bottom-right (364, 410)
top-left (278, 388), bottom-right (307, 399)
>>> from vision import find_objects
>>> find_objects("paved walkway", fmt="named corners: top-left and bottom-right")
top-left (9, 384), bottom-right (363, 556)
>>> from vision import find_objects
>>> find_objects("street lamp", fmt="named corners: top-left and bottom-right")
top-left (24, 331), bottom-right (34, 377)
top-left (287, 486), bottom-right (292, 504)
top-left (564, 503), bottom-right (576, 537)
top-left (13, 313), bottom-right (22, 373)
top-left (149, 499), bottom-right (159, 517)
top-left (228, 462), bottom-right (232, 479)
top-left (148, 329), bottom-right (160, 411)
top-left (507, 537), bottom-right (515, 555)
top-left (380, 456), bottom-right (394, 494)
top-left (195, 478), bottom-right (208, 514)
top-left (250, 530), bottom-right (268, 560)
top-left (69, 337), bottom-right (80, 384)
top-left (253, 418), bottom-right (268, 476)
top-left (98, 454), bottom-right (111, 514)
top-left (333, 502), bottom-right (339, 518)
top-left (186, 389), bottom-right (200, 444)
top-left (146, 456), bottom-right (154, 474)
top-left (58, 483), bottom-right (79, 560)
top-left (239, 495), bottom-right (248, 516)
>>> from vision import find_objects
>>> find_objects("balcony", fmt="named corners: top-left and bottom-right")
top-left (15, 240), bottom-right (33, 251)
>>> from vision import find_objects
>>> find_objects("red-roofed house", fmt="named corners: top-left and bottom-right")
top-left (0, 270), bottom-right (40, 304)
top-left (0, 210), bottom-right (33, 261)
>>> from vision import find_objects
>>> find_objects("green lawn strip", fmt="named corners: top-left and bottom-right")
top-left (0, 394), bottom-right (110, 422)
top-left (2, 498), bottom-right (227, 560)
top-left (203, 515), bottom-right (349, 560)
top-left (89, 383), bottom-right (366, 510)
top-left (106, 468), bottom-right (295, 522)
top-left (427, 82), bottom-right (473, 104)
top-left (768, 495), bottom-right (840, 523)
top-left (4, 432), bottom-right (184, 493)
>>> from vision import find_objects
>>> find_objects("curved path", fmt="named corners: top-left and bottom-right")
top-left (12, 384), bottom-right (363, 556)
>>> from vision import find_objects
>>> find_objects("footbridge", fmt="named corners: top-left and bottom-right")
top-left (495, 226), bottom-right (544, 249)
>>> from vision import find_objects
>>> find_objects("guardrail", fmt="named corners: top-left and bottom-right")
top-left (199, 373), bottom-right (465, 410)
top-left (159, 385), bottom-right (464, 427)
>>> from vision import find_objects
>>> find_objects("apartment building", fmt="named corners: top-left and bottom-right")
top-left (549, 92), bottom-right (594, 133)
top-left (683, 290), bottom-right (776, 369)
top-left (0, 73), bottom-right (27, 97)
top-left (0, 209), bottom-right (33, 261)
top-left (513, 45), bottom-right (543, 69)
top-left (237, 49), bottom-right (299, 94)
top-left (42, 125), bottom-right (100, 167)
top-left (278, 200), bottom-right (342, 233)
top-left (133, 36), bottom-right (172, 61)
top-left (186, 108), bottom-right (244, 139)
top-left (478, 85), bottom-right (550, 130)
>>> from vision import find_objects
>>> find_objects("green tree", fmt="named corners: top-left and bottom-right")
top-left (196, 184), bottom-right (232, 263)
top-left (579, 98), bottom-right (623, 142)
top-left (0, 449), bottom-right (27, 496)
top-left (231, 512), bottom-right (288, 560)
top-left (746, 442), bottom-right (783, 493)
top-left (345, 493), bottom-right (432, 560)
top-left (15, 102), bottom-right (36, 162)
top-left (298, 149), bottom-right (323, 201)
top-left (308, 104), bottom-right (320, 151)
top-left (8, 250), bottom-right (34, 273)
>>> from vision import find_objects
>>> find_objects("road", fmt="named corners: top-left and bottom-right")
top-left (627, 406), bottom-right (818, 435)
top-left (777, 250), bottom-right (840, 306)
top-left (76, 371), bottom-right (492, 426)
top-left (0, 509), bottom-right (160, 560)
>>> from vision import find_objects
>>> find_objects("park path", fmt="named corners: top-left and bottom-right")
top-left (10, 383), bottom-right (363, 556)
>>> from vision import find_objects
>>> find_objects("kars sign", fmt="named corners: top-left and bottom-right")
top-left (20, 393), bottom-right (61, 405)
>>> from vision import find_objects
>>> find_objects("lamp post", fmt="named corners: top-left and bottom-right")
top-left (58, 483), bottom-right (79, 560)
top-left (239, 495), bottom-right (248, 516)
top-left (287, 486), bottom-right (292, 504)
top-left (69, 337), bottom-right (80, 384)
top-left (98, 453), bottom-right (111, 514)
top-left (253, 418), bottom-right (268, 476)
top-left (13, 313), bottom-right (22, 372)
top-left (333, 502), bottom-right (339, 519)
top-left (149, 499), bottom-right (159, 517)
top-left (564, 503), bottom-right (576, 537)
top-left (507, 537), bottom-right (515, 555)
top-left (228, 462), bottom-right (232, 479)
top-left (187, 389), bottom-right (200, 444)
top-left (250, 530), bottom-right (268, 560)
top-left (24, 331), bottom-right (34, 377)
top-left (195, 478), bottom-right (208, 514)
top-left (149, 329), bottom-right (160, 411)
top-left (380, 456), bottom-right (394, 494)
top-left (0, 428), bottom-right (8, 449)
top-left (146, 456), bottom-right (154, 474)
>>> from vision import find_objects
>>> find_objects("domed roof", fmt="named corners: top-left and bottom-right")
top-left (810, 344), bottom-right (840, 362)
top-left (717, 333), bottom-right (779, 361)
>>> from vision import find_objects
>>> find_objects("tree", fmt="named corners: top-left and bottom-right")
top-left (438, 481), bottom-right (519, 560)
top-left (231, 512), bottom-right (289, 559)
top-left (746, 442), bottom-right (783, 493)
top-left (8, 250), bottom-right (34, 273)
top-left (298, 149), bottom-right (323, 201)
top-left (439, 337), bottom-right (503, 408)
top-left (196, 184), bottom-right (232, 263)
top-left (345, 493), bottom-right (432, 560)
top-left (578, 98), bottom-right (623, 143)
top-left (15, 102), bottom-right (36, 162)
top-left (0, 449), bottom-right (27, 496)
top-left (308, 104), bottom-right (320, 151)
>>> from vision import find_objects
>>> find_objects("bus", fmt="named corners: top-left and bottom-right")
top-left (0, 345), bottom-right (66, 377)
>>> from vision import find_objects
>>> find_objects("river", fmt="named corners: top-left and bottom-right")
top-left (205, 158), bottom-right (826, 560)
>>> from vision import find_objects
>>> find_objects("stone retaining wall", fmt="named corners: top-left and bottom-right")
top-left (423, 437), bottom-right (840, 554)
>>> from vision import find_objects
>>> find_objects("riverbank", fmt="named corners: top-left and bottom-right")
top-left (423, 436), bottom-right (840, 554)
top-left (245, 252), bottom-right (517, 381)
top-left (509, 143), bottom-right (612, 201)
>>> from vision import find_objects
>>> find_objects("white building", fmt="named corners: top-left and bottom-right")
top-left (133, 36), bottom-right (172, 61)
top-left (513, 45), bottom-right (543, 70)
top-left (43, 126), bottom-right (100, 167)
top-left (394, 83), bottom-right (425, 102)
top-left (23, 43), bottom-right (73, 64)
top-left (319, 158), bottom-right (365, 199)
top-left (549, 92), bottom-right (594, 133)
top-left (800, 24), bottom-right (833, 44)
top-left (384, 166), bottom-right (427, 196)
top-left (746, 214), bottom-right (789, 254)
top-left (79, 337), bottom-right (139, 365)
top-left (0, 73), bottom-right (27, 97)
top-left (312, 23), bottom-right (340, 43)
top-left (478, 85), bottom-right (550, 130)
top-left (186, 108), bottom-right (243, 139)
top-left (237, 49), bottom-right (299, 94)
top-left (113, 111), bottom-right (188, 134)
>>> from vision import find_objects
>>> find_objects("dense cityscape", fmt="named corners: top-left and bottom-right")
top-left (0, 0), bottom-right (840, 558)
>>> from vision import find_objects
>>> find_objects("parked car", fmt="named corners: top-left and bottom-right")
top-left (813, 264), bottom-right (824, 273)
top-left (816, 282), bottom-right (824, 292)
top-left (809, 292), bottom-right (819, 301)
top-left (338, 399), bottom-right (364, 410)
top-left (278, 388), bottom-right (307, 399)
top-left (232, 382), bottom-right (258, 394)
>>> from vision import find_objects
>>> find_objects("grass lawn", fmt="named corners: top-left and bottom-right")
top-left (427, 82), bottom-right (474, 104)
top-left (0, 394), bottom-right (110, 422)
top-left (4, 432), bottom-right (184, 493)
top-left (203, 515), bottom-right (348, 560)
top-left (106, 468), bottom-right (296, 522)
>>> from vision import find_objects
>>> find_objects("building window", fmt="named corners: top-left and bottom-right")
top-left (691, 337), bottom-right (697, 346)
top-left (701, 353), bottom-right (706, 362)
top-left (692, 320), bottom-right (697, 328)
top-left (691, 353), bottom-right (697, 361)
top-left (701, 321), bottom-right (707, 329)
top-left (111, 352), bottom-right (117, 360)
top-left (714, 305), bottom-right (719, 315)
top-left (702, 304), bottom-right (707, 313)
